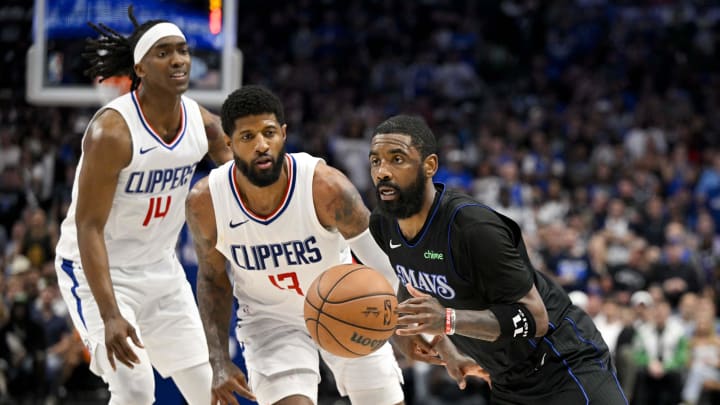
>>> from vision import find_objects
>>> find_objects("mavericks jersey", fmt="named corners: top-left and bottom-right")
top-left (370, 184), bottom-right (572, 385)
top-left (56, 91), bottom-right (208, 268)
top-left (208, 153), bottom-right (352, 338)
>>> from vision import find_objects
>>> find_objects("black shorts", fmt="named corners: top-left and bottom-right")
top-left (490, 306), bottom-right (629, 404)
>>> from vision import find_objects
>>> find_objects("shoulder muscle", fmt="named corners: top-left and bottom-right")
top-left (312, 161), bottom-right (369, 239)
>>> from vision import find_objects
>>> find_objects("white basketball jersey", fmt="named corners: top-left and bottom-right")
top-left (56, 91), bottom-right (208, 268)
top-left (208, 153), bottom-right (352, 338)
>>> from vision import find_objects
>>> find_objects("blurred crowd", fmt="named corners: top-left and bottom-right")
top-left (2, 0), bottom-right (720, 404)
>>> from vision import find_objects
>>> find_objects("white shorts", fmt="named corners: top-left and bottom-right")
top-left (240, 326), bottom-right (404, 405)
top-left (55, 255), bottom-right (209, 378)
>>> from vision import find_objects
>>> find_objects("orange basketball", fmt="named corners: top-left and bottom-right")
top-left (304, 264), bottom-right (398, 358)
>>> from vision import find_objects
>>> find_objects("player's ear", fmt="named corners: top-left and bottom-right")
top-left (133, 63), bottom-right (146, 79)
top-left (281, 123), bottom-right (288, 141)
top-left (424, 154), bottom-right (438, 178)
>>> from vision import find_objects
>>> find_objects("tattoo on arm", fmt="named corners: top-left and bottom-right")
top-left (197, 260), bottom-right (234, 366)
top-left (334, 184), bottom-right (369, 237)
top-left (186, 200), bottom-right (234, 367)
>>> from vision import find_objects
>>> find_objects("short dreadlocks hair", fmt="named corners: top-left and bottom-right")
top-left (83, 5), bottom-right (167, 91)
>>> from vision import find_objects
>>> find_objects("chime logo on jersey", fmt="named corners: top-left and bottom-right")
top-left (124, 162), bottom-right (198, 194)
top-left (423, 250), bottom-right (444, 260)
top-left (394, 264), bottom-right (456, 299)
top-left (230, 236), bottom-right (322, 270)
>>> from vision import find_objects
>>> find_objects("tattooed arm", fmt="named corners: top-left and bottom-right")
top-left (312, 161), bottom-right (371, 238)
top-left (312, 161), bottom-right (397, 285)
top-left (186, 178), bottom-right (255, 404)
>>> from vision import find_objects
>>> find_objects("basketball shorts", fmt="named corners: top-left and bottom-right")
top-left (490, 306), bottom-right (628, 404)
top-left (240, 325), bottom-right (404, 405)
top-left (55, 255), bottom-right (209, 378)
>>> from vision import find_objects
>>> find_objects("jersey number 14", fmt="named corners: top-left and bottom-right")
top-left (143, 196), bottom-right (171, 226)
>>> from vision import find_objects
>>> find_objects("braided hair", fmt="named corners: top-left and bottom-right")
top-left (83, 5), bottom-right (167, 91)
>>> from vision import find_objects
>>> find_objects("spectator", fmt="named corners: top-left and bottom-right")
top-left (594, 295), bottom-right (625, 356)
top-left (678, 292), bottom-right (700, 337)
top-left (434, 149), bottom-right (473, 194)
top-left (539, 222), bottom-right (594, 292)
top-left (0, 294), bottom-right (46, 403)
top-left (695, 211), bottom-right (720, 288)
top-left (14, 207), bottom-right (57, 269)
top-left (607, 238), bottom-right (651, 300)
top-left (694, 153), bottom-right (720, 224)
top-left (32, 282), bottom-right (70, 400)
top-left (494, 184), bottom-right (538, 246)
top-left (631, 299), bottom-right (688, 405)
top-left (649, 222), bottom-right (704, 308)
top-left (682, 309), bottom-right (720, 405)
top-left (634, 195), bottom-right (669, 248)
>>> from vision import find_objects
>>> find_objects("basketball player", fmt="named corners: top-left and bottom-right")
top-left (54, 7), bottom-right (231, 405)
top-left (185, 85), bottom-right (406, 405)
top-left (368, 115), bottom-right (629, 404)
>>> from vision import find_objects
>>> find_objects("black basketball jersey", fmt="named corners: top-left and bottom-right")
top-left (369, 184), bottom-right (573, 384)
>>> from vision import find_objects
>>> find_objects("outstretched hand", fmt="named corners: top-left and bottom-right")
top-left (104, 315), bottom-right (143, 370)
top-left (445, 353), bottom-right (492, 389)
top-left (396, 283), bottom-right (447, 336)
top-left (393, 334), bottom-right (447, 366)
top-left (399, 284), bottom-right (493, 389)
top-left (211, 360), bottom-right (256, 405)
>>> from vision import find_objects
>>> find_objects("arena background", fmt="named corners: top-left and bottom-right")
top-left (2, 1), bottom-right (720, 404)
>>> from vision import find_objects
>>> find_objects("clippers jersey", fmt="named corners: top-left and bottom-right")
top-left (208, 153), bottom-right (352, 338)
top-left (56, 91), bottom-right (208, 268)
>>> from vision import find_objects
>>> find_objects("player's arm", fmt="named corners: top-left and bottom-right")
top-left (200, 105), bottom-right (233, 165)
top-left (397, 218), bottom-right (549, 341)
top-left (186, 178), bottom-right (255, 404)
top-left (396, 284), bottom-right (491, 388)
top-left (312, 162), bottom-right (396, 285)
top-left (390, 284), bottom-right (445, 365)
top-left (397, 287), bottom-right (546, 342)
top-left (453, 219), bottom-right (549, 341)
top-left (75, 109), bottom-right (143, 370)
top-left (435, 285), bottom-right (547, 342)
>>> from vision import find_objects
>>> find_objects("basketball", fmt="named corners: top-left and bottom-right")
top-left (304, 264), bottom-right (398, 358)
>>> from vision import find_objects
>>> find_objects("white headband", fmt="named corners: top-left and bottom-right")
top-left (133, 22), bottom-right (186, 64)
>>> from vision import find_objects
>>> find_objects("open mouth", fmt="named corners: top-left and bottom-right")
top-left (254, 156), bottom-right (273, 170)
top-left (377, 185), bottom-right (398, 200)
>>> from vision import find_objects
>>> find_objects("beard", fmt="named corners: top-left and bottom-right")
top-left (375, 166), bottom-right (426, 219)
top-left (234, 146), bottom-right (287, 187)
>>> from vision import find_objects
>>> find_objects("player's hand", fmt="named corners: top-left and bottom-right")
top-left (211, 360), bottom-right (256, 405)
top-left (392, 334), bottom-right (446, 366)
top-left (445, 353), bottom-right (492, 389)
top-left (396, 283), bottom-right (446, 336)
top-left (103, 315), bottom-right (143, 370)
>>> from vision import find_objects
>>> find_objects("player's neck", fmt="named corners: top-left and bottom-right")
top-left (136, 88), bottom-right (183, 143)
top-left (235, 160), bottom-right (289, 217)
top-left (397, 184), bottom-right (437, 240)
